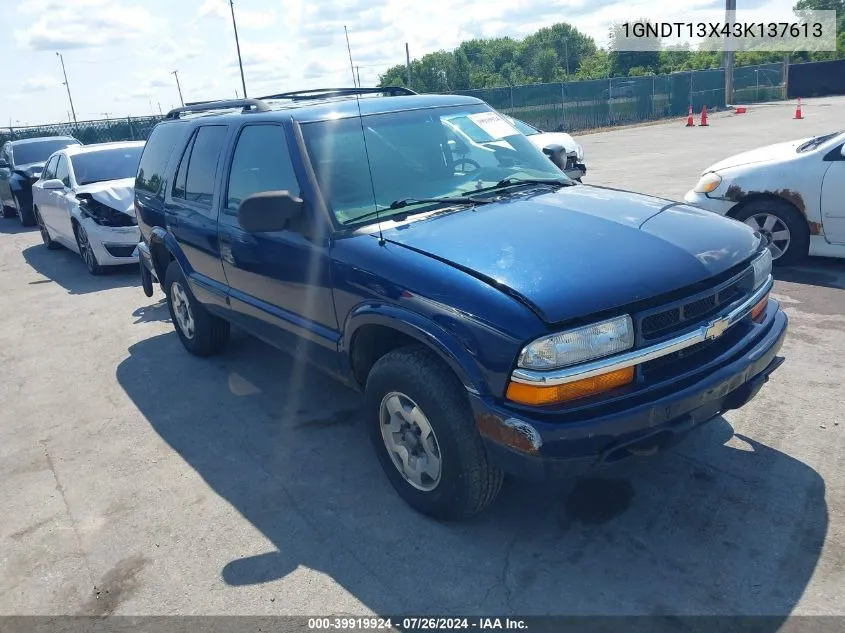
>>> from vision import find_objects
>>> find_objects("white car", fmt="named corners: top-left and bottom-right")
top-left (684, 130), bottom-right (845, 265)
top-left (31, 141), bottom-right (145, 275)
top-left (505, 116), bottom-right (586, 181)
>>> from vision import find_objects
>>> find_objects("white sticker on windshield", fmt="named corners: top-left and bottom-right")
top-left (467, 112), bottom-right (519, 139)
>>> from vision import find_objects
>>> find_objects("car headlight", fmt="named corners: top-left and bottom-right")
top-left (517, 315), bottom-right (635, 371)
top-left (752, 248), bottom-right (773, 290)
top-left (693, 172), bottom-right (722, 194)
top-left (574, 143), bottom-right (584, 161)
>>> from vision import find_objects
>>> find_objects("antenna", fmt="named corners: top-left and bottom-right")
top-left (345, 26), bottom-right (384, 245)
top-left (344, 26), bottom-right (358, 88)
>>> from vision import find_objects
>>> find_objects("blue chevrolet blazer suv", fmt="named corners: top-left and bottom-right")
top-left (134, 87), bottom-right (788, 520)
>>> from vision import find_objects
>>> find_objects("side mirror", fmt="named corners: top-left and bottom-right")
top-left (840, 144), bottom-right (845, 158)
top-left (237, 190), bottom-right (303, 233)
top-left (42, 178), bottom-right (66, 190)
top-left (542, 143), bottom-right (566, 170)
top-left (0, 159), bottom-right (9, 169)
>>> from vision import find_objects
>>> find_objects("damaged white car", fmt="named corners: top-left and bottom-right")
top-left (505, 115), bottom-right (587, 182)
top-left (684, 130), bottom-right (845, 265)
top-left (32, 141), bottom-right (145, 275)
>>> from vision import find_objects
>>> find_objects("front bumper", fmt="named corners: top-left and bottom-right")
top-left (470, 301), bottom-right (788, 480)
top-left (565, 162), bottom-right (587, 181)
top-left (82, 217), bottom-right (140, 266)
top-left (683, 189), bottom-right (735, 216)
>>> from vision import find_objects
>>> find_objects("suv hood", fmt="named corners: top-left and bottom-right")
top-left (705, 138), bottom-right (810, 173)
top-left (76, 177), bottom-right (136, 215)
top-left (382, 185), bottom-right (760, 324)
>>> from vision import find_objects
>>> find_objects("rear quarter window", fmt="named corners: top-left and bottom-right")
top-left (135, 122), bottom-right (185, 196)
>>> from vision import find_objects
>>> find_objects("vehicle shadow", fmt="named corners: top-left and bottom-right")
top-left (131, 298), bottom-right (170, 324)
top-left (116, 332), bottom-right (827, 620)
top-left (21, 244), bottom-right (140, 295)
top-left (0, 218), bottom-right (36, 234)
top-left (775, 257), bottom-right (845, 290)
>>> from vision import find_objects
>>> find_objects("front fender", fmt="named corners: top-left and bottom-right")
top-left (342, 303), bottom-right (491, 396)
top-left (147, 225), bottom-right (192, 282)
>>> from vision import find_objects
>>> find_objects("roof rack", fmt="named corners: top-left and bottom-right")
top-left (164, 98), bottom-right (271, 120)
top-left (257, 86), bottom-right (417, 101)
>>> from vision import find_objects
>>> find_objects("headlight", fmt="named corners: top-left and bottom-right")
top-left (518, 315), bottom-right (635, 371)
top-left (574, 143), bottom-right (584, 161)
top-left (693, 172), bottom-right (722, 194)
top-left (751, 248), bottom-right (773, 290)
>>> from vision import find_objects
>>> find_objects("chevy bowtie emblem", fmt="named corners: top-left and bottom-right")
top-left (705, 316), bottom-right (730, 340)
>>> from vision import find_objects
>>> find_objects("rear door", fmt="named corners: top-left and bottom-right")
top-left (820, 155), bottom-right (845, 244)
top-left (165, 124), bottom-right (229, 307)
top-left (217, 122), bottom-right (339, 367)
top-left (0, 143), bottom-right (12, 207)
top-left (32, 154), bottom-right (58, 227)
top-left (49, 155), bottom-right (76, 244)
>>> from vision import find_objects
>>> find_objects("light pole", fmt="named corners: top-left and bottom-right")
top-left (172, 70), bottom-right (184, 106)
top-left (229, 0), bottom-right (248, 98)
top-left (56, 52), bottom-right (77, 126)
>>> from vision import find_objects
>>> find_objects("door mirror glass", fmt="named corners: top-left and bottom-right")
top-left (237, 190), bottom-right (303, 233)
top-left (41, 178), bottom-right (67, 190)
top-left (542, 143), bottom-right (566, 170)
top-left (0, 158), bottom-right (9, 169)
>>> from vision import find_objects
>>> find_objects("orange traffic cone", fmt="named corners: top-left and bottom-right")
top-left (794, 98), bottom-right (803, 119)
top-left (686, 104), bottom-right (694, 127)
top-left (699, 105), bottom-right (709, 126)
top-left (736, 106), bottom-right (747, 114)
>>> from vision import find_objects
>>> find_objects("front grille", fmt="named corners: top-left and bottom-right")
top-left (636, 268), bottom-right (755, 343)
top-left (104, 244), bottom-right (137, 258)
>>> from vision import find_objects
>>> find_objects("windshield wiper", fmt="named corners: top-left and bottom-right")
top-left (492, 176), bottom-right (573, 190)
top-left (342, 196), bottom-right (489, 225)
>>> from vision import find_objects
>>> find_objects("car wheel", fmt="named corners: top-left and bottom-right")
top-left (164, 260), bottom-right (230, 357)
top-left (734, 199), bottom-right (809, 266)
top-left (74, 222), bottom-right (103, 275)
top-left (365, 344), bottom-right (504, 520)
top-left (15, 194), bottom-right (36, 227)
top-left (1, 201), bottom-right (14, 219)
top-left (35, 208), bottom-right (60, 250)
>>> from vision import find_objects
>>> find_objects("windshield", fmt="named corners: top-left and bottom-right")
top-left (300, 105), bottom-right (567, 226)
top-left (796, 131), bottom-right (843, 153)
top-left (505, 116), bottom-right (541, 136)
top-left (70, 146), bottom-right (144, 186)
top-left (13, 139), bottom-right (80, 165)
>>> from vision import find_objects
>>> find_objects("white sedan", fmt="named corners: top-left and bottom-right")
top-left (31, 141), bottom-right (145, 275)
top-left (684, 130), bottom-right (845, 265)
top-left (504, 116), bottom-right (586, 181)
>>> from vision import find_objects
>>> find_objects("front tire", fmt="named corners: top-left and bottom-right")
top-left (164, 260), bottom-right (229, 357)
top-left (733, 199), bottom-right (809, 266)
top-left (74, 222), bottom-right (103, 275)
top-left (365, 345), bottom-right (504, 520)
top-left (15, 194), bottom-right (36, 227)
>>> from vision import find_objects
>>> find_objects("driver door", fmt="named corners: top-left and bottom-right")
top-left (821, 154), bottom-right (845, 245)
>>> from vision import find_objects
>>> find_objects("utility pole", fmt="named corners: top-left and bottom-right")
top-left (356, 66), bottom-right (361, 87)
top-left (724, 0), bottom-right (736, 105)
top-left (405, 42), bottom-right (412, 88)
top-left (172, 70), bottom-right (184, 106)
top-left (56, 52), bottom-right (77, 126)
top-left (229, 0), bottom-right (248, 98)
top-left (157, 102), bottom-right (163, 116)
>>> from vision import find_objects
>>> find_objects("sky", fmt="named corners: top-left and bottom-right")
top-left (1, 0), bottom-right (801, 127)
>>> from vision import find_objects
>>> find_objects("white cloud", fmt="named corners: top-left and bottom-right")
top-left (21, 76), bottom-right (62, 92)
top-left (197, 0), bottom-right (277, 30)
top-left (15, 0), bottom-right (156, 50)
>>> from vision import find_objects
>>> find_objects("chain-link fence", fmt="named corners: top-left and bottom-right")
top-left (451, 62), bottom-right (786, 133)
top-left (0, 115), bottom-right (164, 148)
top-left (1, 62), bottom-right (788, 144)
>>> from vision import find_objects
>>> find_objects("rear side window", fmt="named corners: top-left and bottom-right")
top-left (225, 125), bottom-right (299, 214)
top-left (42, 155), bottom-right (59, 180)
top-left (55, 155), bottom-right (70, 187)
top-left (136, 122), bottom-right (184, 196)
top-left (172, 125), bottom-right (227, 207)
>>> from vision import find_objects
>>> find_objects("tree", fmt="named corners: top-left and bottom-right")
top-left (532, 48), bottom-right (558, 83)
top-left (608, 20), bottom-right (661, 76)
top-left (453, 50), bottom-right (471, 90)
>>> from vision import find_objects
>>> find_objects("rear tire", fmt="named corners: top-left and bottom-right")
top-left (365, 344), bottom-right (503, 520)
top-left (35, 208), bottom-right (60, 250)
top-left (733, 199), bottom-right (809, 266)
top-left (1, 203), bottom-right (14, 219)
top-left (164, 260), bottom-right (229, 357)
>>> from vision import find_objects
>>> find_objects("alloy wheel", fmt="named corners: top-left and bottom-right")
top-left (379, 391), bottom-right (442, 491)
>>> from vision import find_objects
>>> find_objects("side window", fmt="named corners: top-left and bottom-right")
top-left (182, 126), bottom-right (227, 207)
top-left (42, 156), bottom-right (59, 180)
top-left (225, 125), bottom-right (299, 215)
top-left (136, 122), bottom-right (184, 196)
top-left (55, 156), bottom-right (70, 187)
top-left (172, 133), bottom-right (196, 200)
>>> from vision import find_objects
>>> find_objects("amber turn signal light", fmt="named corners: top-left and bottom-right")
top-left (750, 293), bottom-right (769, 322)
top-left (506, 366), bottom-right (635, 406)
